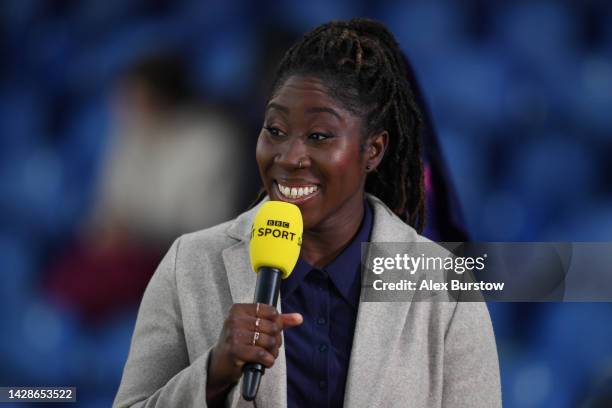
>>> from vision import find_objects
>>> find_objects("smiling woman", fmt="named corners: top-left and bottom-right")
top-left (114, 18), bottom-right (501, 408)
top-left (256, 75), bottom-right (386, 267)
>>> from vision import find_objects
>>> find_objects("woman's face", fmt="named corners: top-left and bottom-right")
top-left (256, 75), bottom-right (374, 232)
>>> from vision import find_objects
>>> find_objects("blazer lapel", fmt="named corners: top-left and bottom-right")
top-left (343, 195), bottom-right (419, 407)
top-left (222, 241), bottom-right (256, 304)
top-left (222, 201), bottom-right (287, 408)
top-left (222, 200), bottom-right (264, 304)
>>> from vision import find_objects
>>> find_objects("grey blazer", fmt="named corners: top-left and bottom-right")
top-left (114, 195), bottom-right (501, 408)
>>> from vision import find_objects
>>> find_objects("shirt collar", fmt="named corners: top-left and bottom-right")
top-left (281, 200), bottom-right (373, 307)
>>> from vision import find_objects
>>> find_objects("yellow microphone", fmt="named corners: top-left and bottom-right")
top-left (242, 201), bottom-right (303, 401)
top-left (249, 200), bottom-right (303, 278)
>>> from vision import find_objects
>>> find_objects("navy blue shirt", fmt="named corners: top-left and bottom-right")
top-left (281, 201), bottom-right (373, 408)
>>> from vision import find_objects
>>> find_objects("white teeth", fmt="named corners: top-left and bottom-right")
top-left (277, 183), bottom-right (319, 199)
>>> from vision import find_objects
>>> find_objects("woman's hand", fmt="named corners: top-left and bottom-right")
top-left (206, 303), bottom-right (303, 395)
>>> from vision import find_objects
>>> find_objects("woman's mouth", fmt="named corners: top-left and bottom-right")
top-left (275, 181), bottom-right (320, 203)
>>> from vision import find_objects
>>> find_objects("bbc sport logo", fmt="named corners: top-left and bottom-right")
top-left (267, 220), bottom-right (290, 228)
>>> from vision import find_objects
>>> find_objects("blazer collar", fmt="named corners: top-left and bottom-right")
top-left (221, 194), bottom-right (421, 407)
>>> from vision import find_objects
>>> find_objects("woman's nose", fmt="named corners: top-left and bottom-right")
top-left (275, 137), bottom-right (308, 169)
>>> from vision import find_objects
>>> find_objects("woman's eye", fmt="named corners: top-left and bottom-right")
top-left (264, 126), bottom-right (285, 138)
top-left (309, 132), bottom-right (331, 141)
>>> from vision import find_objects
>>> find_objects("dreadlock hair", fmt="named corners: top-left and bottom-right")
top-left (253, 18), bottom-right (425, 232)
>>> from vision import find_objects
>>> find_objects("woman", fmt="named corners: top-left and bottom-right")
top-left (114, 18), bottom-right (500, 408)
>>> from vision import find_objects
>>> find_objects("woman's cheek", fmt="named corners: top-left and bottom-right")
top-left (255, 137), bottom-right (272, 169)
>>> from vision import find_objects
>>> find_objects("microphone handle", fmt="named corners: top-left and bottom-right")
top-left (241, 267), bottom-right (282, 401)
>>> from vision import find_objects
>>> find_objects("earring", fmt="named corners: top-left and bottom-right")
top-left (298, 160), bottom-right (302, 169)
top-left (365, 165), bottom-right (371, 171)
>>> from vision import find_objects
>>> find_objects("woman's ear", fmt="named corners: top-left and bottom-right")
top-left (365, 130), bottom-right (388, 172)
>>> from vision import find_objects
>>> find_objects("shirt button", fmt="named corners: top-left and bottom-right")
top-left (319, 380), bottom-right (327, 389)
top-left (317, 317), bottom-right (327, 325)
top-left (319, 344), bottom-right (328, 352)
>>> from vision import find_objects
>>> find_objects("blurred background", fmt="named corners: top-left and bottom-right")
top-left (1, 0), bottom-right (611, 406)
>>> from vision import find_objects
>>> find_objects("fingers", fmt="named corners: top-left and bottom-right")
top-left (223, 324), bottom-right (279, 354)
top-left (228, 303), bottom-right (277, 319)
top-left (250, 330), bottom-right (278, 351)
top-left (219, 305), bottom-right (302, 372)
top-left (225, 314), bottom-right (280, 339)
top-left (224, 328), bottom-right (278, 367)
top-left (230, 343), bottom-right (276, 368)
top-left (251, 316), bottom-right (280, 337)
top-left (226, 305), bottom-right (302, 334)
top-left (279, 313), bottom-right (303, 328)
top-left (210, 304), bottom-right (288, 386)
top-left (250, 303), bottom-right (279, 320)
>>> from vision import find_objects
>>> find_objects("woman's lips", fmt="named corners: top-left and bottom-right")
top-left (274, 181), bottom-right (320, 203)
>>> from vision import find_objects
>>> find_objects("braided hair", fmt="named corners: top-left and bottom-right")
top-left (255, 18), bottom-right (425, 232)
